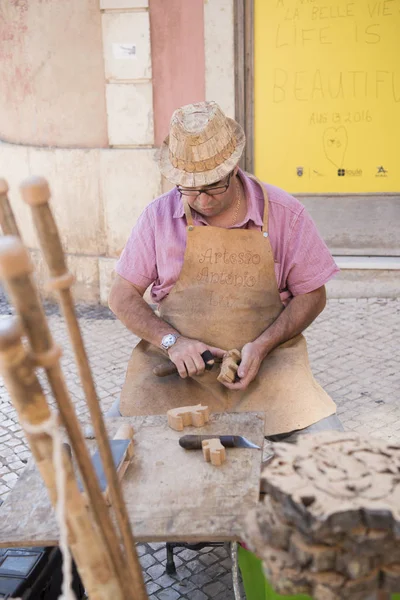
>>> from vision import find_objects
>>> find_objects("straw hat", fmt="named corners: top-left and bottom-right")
top-left (158, 101), bottom-right (246, 187)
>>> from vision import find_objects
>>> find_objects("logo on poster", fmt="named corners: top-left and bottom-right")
top-left (376, 166), bottom-right (388, 177)
top-left (338, 168), bottom-right (362, 177)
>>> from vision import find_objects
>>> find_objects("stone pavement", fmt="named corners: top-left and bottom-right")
top-left (0, 296), bottom-right (399, 599)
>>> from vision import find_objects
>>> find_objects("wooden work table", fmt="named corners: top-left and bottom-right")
top-left (0, 412), bottom-right (265, 548)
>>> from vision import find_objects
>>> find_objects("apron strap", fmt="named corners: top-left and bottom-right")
top-left (247, 174), bottom-right (269, 233)
top-left (183, 199), bottom-right (194, 227)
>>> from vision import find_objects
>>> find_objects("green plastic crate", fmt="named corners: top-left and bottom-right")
top-left (238, 545), bottom-right (400, 600)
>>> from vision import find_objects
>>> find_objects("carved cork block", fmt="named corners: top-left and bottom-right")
top-left (217, 349), bottom-right (241, 384)
top-left (202, 438), bottom-right (226, 466)
top-left (167, 404), bottom-right (209, 432)
top-left (243, 431), bottom-right (400, 600)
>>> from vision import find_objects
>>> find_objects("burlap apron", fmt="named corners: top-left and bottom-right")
top-left (120, 178), bottom-right (336, 435)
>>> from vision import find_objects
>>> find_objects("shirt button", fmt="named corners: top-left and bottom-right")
top-left (188, 225), bottom-right (194, 231)
top-left (263, 232), bottom-right (269, 238)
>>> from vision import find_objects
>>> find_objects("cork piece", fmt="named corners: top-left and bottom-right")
top-left (243, 431), bottom-right (400, 599)
top-left (202, 438), bottom-right (226, 466)
top-left (217, 349), bottom-right (241, 384)
top-left (20, 176), bottom-right (51, 206)
top-left (0, 236), bottom-right (34, 279)
top-left (167, 404), bottom-right (209, 431)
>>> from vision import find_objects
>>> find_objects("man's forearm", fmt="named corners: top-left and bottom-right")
top-left (109, 289), bottom-right (179, 347)
top-left (109, 280), bottom-right (226, 376)
top-left (254, 286), bottom-right (326, 359)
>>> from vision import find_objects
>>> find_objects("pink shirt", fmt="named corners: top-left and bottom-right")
top-left (116, 170), bottom-right (339, 305)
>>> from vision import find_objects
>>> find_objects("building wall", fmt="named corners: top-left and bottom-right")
top-left (1, 0), bottom-right (236, 305)
top-left (0, 0), bottom-right (232, 304)
top-left (0, 0), bottom-right (108, 147)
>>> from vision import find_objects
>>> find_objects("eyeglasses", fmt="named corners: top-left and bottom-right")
top-left (177, 171), bottom-right (233, 198)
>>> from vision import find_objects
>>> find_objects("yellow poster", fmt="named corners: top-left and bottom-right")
top-left (254, 0), bottom-right (400, 193)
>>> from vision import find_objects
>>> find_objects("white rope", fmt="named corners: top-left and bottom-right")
top-left (21, 412), bottom-right (77, 600)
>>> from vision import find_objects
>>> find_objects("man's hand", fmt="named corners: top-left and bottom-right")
top-left (220, 286), bottom-right (327, 391)
top-left (221, 341), bottom-right (264, 391)
top-left (167, 336), bottom-right (226, 378)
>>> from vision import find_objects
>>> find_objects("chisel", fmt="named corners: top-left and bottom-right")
top-left (179, 434), bottom-right (260, 450)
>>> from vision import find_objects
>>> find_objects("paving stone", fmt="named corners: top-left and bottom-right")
top-left (220, 557), bottom-right (233, 570)
top-left (202, 580), bottom-right (226, 596)
top-left (153, 574), bottom-right (177, 589)
top-left (199, 551), bottom-right (219, 566)
top-left (140, 552), bottom-right (157, 569)
top-left (178, 548), bottom-right (200, 561)
top-left (156, 588), bottom-right (181, 600)
top-left (137, 544), bottom-right (150, 557)
top-left (146, 581), bottom-right (161, 595)
top-left (172, 578), bottom-right (199, 595)
top-left (187, 590), bottom-right (207, 600)
top-left (147, 564), bottom-right (166, 580)
top-left (212, 545), bottom-right (229, 558)
top-left (178, 565), bottom-right (192, 579)
top-left (187, 572), bottom-right (213, 588)
top-left (204, 562), bottom-right (227, 579)
top-left (186, 559), bottom-right (207, 573)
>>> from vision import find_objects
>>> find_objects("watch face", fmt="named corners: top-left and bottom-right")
top-left (162, 334), bottom-right (176, 349)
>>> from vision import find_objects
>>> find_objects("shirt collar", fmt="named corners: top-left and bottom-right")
top-left (172, 168), bottom-right (264, 228)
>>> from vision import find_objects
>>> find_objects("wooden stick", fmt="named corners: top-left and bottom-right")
top-left (0, 317), bottom-right (124, 600)
top-left (0, 236), bottom-right (141, 600)
top-left (0, 178), bottom-right (20, 237)
top-left (20, 176), bottom-right (147, 599)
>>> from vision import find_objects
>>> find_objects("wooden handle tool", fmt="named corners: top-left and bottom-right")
top-left (153, 362), bottom-right (179, 377)
top-left (153, 351), bottom-right (217, 377)
top-left (0, 236), bottom-right (142, 600)
top-left (20, 177), bottom-right (147, 600)
top-left (0, 317), bottom-right (124, 599)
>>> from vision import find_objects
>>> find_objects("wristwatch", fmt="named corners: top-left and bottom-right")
top-left (161, 333), bottom-right (180, 351)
